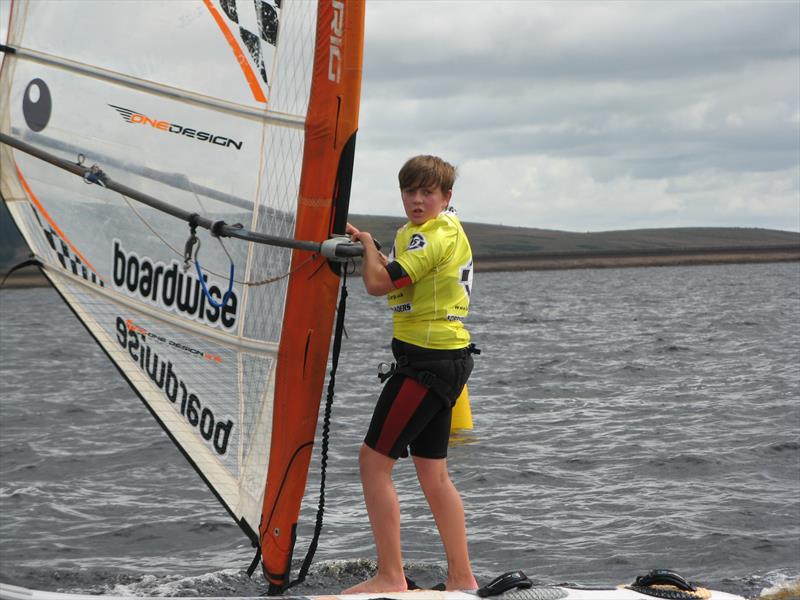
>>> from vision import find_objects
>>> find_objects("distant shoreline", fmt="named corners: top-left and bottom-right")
top-left (472, 245), bottom-right (800, 272)
top-left (2, 246), bottom-right (798, 289)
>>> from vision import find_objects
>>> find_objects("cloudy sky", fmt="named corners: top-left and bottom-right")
top-left (1, 1), bottom-right (797, 233)
top-left (351, 1), bottom-right (799, 232)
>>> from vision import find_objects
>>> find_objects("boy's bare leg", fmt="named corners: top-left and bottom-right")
top-left (342, 444), bottom-right (408, 594)
top-left (413, 456), bottom-right (478, 591)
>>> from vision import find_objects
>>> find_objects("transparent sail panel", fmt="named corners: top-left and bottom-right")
top-left (0, 0), bottom-right (319, 538)
top-left (11, 1), bottom-right (283, 108)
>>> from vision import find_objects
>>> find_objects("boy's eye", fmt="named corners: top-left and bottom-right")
top-left (401, 187), bottom-right (437, 197)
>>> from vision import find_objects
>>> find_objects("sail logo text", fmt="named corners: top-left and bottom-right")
top-left (112, 240), bottom-right (238, 330)
top-left (328, 0), bottom-right (344, 83)
top-left (125, 319), bottom-right (222, 363)
top-left (115, 316), bottom-right (234, 456)
top-left (108, 105), bottom-right (243, 150)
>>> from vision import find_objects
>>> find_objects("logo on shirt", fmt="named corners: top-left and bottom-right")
top-left (407, 233), bottom-right (426, 251)
top-left (460, 259), bottom-right (473, 297)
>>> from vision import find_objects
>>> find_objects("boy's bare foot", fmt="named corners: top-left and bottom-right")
top-left (342, 573), bottom-right (408, 594)
top-left (446, 575), bottom-right (479, 591)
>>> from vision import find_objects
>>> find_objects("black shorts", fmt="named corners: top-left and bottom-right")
top-left (364, 339), bottom-right (474, 460)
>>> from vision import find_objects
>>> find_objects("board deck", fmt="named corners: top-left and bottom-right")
top-left (0, 581), bottom-right (747, 600)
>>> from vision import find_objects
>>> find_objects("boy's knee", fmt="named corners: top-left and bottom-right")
top-left (358, 444), bottom-right (371, 471)
top-left (359, 443), bottom-right (394, 476)
top-left (414, 458), bottom-right (450, 487)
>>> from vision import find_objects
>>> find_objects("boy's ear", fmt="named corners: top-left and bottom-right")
top-left (443, 189), bottom-right (453, 204)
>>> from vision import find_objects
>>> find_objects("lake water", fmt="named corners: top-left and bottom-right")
top-left (1, 262), bottom-right (798, 599)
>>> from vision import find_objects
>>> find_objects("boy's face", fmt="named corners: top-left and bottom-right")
top-left (401, 186), bottom-right (452, 225)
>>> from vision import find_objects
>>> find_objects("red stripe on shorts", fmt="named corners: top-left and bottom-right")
top-left (375, 377), bottom-right (428, 456)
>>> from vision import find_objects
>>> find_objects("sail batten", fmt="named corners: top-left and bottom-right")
top-left (1, 0), bottom-right (364, 587)
top-left (1, 131), bottom-right (364, 258)
top-left (2, 45), bottom-right (306, 127)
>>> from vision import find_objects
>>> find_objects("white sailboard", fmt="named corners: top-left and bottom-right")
top-left (0, 574), bottom-right (748, 600)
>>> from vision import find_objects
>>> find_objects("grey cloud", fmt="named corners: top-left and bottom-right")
top-left (358, 1), bottom-right (800, 231)
top-left (365, 2), bottom-right (799, 91)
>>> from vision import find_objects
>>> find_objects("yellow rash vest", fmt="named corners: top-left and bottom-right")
top-left (387, 208), bottom-right (473, 350)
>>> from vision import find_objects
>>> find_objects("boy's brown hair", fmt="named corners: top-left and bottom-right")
top-left (398, 155), bottom-right (457, 193)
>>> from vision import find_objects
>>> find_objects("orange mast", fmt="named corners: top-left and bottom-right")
top-left (258, 0), bottom-right (365, 592)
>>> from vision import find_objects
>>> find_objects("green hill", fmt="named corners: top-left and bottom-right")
top-left (1, 203), bottom-right (798, 276)
top-left (347, 214), bottom-right (800, 256)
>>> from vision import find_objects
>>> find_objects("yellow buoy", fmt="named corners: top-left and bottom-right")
top-left (451, 385), bottom-right (473, 431)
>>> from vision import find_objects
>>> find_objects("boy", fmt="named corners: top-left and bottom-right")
top-left (343, 155), bottom-right (478, 594)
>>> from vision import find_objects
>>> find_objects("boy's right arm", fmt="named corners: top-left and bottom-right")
top-left (351, 231), bottom-right (394, 296)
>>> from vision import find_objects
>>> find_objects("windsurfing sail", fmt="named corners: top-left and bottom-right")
top-left (0, 0), bottom-right (364, 593)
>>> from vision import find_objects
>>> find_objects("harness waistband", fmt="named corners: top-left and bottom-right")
top-left (392, 338), bottom-right (477, 362)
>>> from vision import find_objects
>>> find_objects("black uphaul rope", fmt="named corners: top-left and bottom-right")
top-left (0, 132), bottom-right (364, 260)
top-left (268, 269), bottom-right (349, 595)
top-left (250, 270), bottom-right (350, 594)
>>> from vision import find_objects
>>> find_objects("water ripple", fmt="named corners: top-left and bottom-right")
top-left (1, 263), bottom-right (798, 597)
